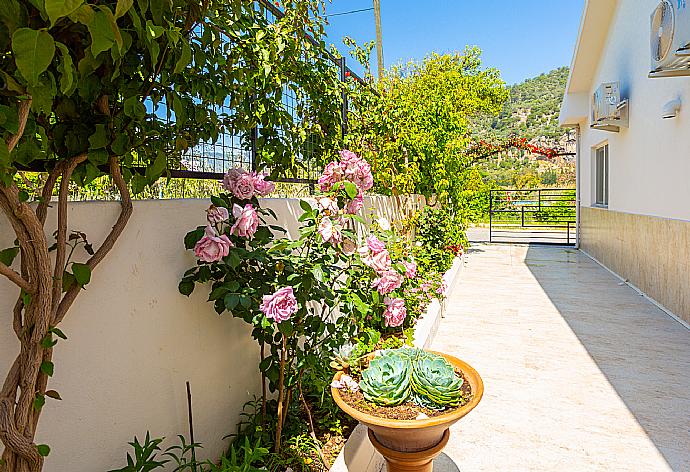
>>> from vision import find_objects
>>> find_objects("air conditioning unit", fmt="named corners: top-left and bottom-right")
top-left (649, 0), bottom-right (690, 77)
top-left (591, 82), bottom-right (629, 132)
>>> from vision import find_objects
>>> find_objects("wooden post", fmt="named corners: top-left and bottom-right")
top-left (373, 0), bottom-right (384, 79)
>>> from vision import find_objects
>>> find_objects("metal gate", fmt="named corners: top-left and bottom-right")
top-left (489, 188), bottom-right (576, 245)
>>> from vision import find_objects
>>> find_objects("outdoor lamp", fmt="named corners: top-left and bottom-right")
top-left (662, 98), bottom-right (682, 119)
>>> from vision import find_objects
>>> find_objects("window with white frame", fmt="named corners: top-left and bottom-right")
top-left (594, 144), bottom-right (609, 207)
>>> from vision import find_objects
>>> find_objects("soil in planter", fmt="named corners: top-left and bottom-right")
top-left (339, 369), bottom-right (473, 421)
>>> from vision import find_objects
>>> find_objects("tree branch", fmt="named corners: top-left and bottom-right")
top-left (0, 262), bottom-right (33, 294)
top-left (6, 98), bottom-right (32, 153)
top-left (51, 154), bottom-right (87, 316)
top-left (54, 156), bottom-right (132, 324)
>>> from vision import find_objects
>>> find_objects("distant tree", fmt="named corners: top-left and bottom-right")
top-left (344, 46), bottom-right (508, 208)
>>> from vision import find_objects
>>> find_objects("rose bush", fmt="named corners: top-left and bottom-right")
top-left (179, 151), bottom-right (457, 455)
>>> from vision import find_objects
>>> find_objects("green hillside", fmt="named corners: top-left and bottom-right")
top-left (474, 66), bottom-right (569, 142)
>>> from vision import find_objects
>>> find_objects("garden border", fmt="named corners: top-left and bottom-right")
top-left (329, 255), bottom-right (465, 472)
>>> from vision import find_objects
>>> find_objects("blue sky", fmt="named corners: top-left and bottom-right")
top-left (323, 1), bottom-right (585, 85)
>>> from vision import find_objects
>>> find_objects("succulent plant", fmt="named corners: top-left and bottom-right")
top-left (330, 343), bottom-right (355, 371)
top-left (358, 350), bottom-right (412, 406)
top-left (411, 351), bottom-right (464, 409)
top-left (358, 348), bottom-right (464, 410)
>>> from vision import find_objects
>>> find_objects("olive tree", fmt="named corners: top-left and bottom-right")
top-left (0, 0), bottom-right (341, 470)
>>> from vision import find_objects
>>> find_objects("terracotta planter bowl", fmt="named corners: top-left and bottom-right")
top-left (331, 350), bottom-right (483, 472)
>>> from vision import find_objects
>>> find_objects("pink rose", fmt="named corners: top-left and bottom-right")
top-left (194, 225), bottom-right (233, 262)
top-left (252, 172), bottom-right (276, 196)
top-left (318, 216), bottom-right (343, 245)
top-left (230, 203), bottom-right (259, 238)
top-left (317, 197), bottom-right (339, 215)
top-left (383, 297), bottom-right (407, 327)
top-left (436, 282), bottom-right (448, 296)
top-left (340, 151), bottom-right (373, 191)
top-left (222, 168), bottom-right (245, 191)
top-left (372, 270), bottom-right (403, 295)
top-left (345, 192), bottom-right (364, 214)
top-left (206, 205), bottom-right (229, 224)
top-left (232, 172), bottom-right (256, 200)
top-left (339, 149), bottom-right (359, 163)
top-left (260, 286), bottom-right (298, 322)
top-left (402, 260), bottom-right (417, 278)
top-left (366, 235), bottom-right (386, 254)
top-left (363, 249), bottom-right (392, 273)
top-left (318, 161), bottom-right (345, 192)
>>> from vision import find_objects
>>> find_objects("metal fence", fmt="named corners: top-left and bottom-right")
top-left (15, 1), bottom-right (370, 200)
top-left (489, 188), bottom-right (577, 245)
top-left (164, 0), bottom-right (365, 185)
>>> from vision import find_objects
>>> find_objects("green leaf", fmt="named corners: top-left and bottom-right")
top-left (55, 43), bottom-right (75, 94)
top-left (21, 291), bottom-right (31, 307)
top-left (299, 199), bottom-right (312, 213)
top-left (50, 327), bottom-right (67, 340)
top-left (71, 263), bottom-right (91, 286)
top-left (114, 0), bottom-right (133, 19)
top-left (0, 105), bottom-right (19, 134)
top-left (33, 393), bottom-right (45, 411)
top-left (145, 20), bottom-right (164, 40)
top-left (12, 28), bottom-right (56, 87)
top-left (45, 390), bottom-right (62, 400)
top-left (174, 42), bottom-right (191, 73)
top-left (178, 280), bottom-right (194, 296)
top-left (145, 150), bottom-right (167, 180)
top-left (36, 444), bottom-right (50, 457)
top-left (87, 10), bottom-right (116, 56)
top-left (343, 181), bottom-right (358, 199)
top-left (278, 321), bottom-right (293, 337)
top-left (311, 265), bottom-right (324, 283)
top-left (45, 0), bottom-right (84, 26)
top-left (184, 227), bottom-right (204, 250)
top-left (123, 96), bottom-right (146, 119)
top-left (0, 247), bottom-right (19, 266)
top-left (223, 293), bottom-right (239, 310)
top-left (40, 361), bottom-right (54, 377)
top-left (88, 124), bottom-right (108, 149)
top-left (41, 335), bottom-right (58, 349)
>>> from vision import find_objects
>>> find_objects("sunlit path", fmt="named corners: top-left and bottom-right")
top-left (433, 244), bottom-right (690, 472)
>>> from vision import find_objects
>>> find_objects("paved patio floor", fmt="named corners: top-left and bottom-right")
top-left (433, 243), bottom-right (690, 472)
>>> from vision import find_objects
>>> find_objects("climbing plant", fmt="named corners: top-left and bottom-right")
top-left (0, 1), bottom-right (342, 470)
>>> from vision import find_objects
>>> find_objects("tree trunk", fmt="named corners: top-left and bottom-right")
top-left (0, 154), bottom-right (132, 472)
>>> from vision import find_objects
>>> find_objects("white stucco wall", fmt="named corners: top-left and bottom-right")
top-left (0, 195), bottom-right (421, 471)
top-left (565, 0), bottom-right (690, 220)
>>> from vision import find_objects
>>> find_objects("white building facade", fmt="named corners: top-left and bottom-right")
top-left (560, 0), bottom-right (690, 324)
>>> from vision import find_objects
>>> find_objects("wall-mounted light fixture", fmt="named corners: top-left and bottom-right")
top-left (662, 98), bottom-right (682, 119)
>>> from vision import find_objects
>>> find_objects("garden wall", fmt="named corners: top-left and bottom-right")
top-left (0, 195), bottom-right (423, 471)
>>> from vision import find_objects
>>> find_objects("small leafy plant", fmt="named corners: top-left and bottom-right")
top-left (358, 349), bottom-right (464, 410)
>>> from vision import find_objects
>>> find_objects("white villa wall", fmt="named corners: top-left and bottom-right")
top-left (0, 195), bottom-right (421, 471)
top-left (561, 0), bottom-right (690, 321)
top-left (577, 0), bottom-right (690, 220)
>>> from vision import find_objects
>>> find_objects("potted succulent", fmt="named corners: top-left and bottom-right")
top-left (331, 348), bottom-right (483, 472)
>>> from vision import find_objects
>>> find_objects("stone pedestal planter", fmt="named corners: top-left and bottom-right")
top-left (331, 351), bottom-right (483, 472)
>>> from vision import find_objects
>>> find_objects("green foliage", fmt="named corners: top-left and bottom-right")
top-left (473, 67), bottom-right (569, 142)
top-left (359, 349), bottom-right (464, 410)
top-left (0, 0), bottom-right (343, 189)
top-left (413, 206), bottom-right (467, 275)
top-left (359, 349), bottom-right (412, 407)
top-left (112, 433), bottom-right (269, 472)
top-left (108, 432), bottom-right (167, 472)
top-left (344, 46), bottom-right (508, 207)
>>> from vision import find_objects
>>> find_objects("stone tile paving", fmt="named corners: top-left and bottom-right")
top-left (433, 243), bottom-right (690, 472)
